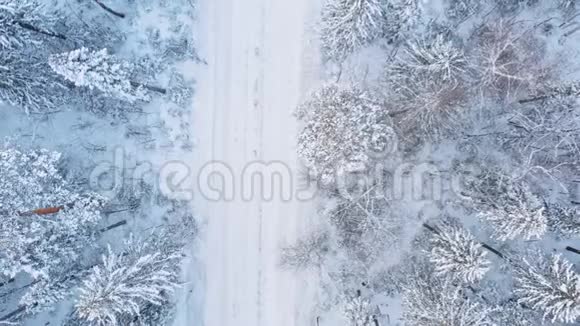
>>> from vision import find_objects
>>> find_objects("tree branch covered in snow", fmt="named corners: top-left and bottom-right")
top-left (0, 51), bottom-right (65, 113)
top-left (49, 48), bottom-right (151, 103)
top-left (0, 0), bottom-right (63, 49)
top-left (514, 254), bottom-right (580, 323)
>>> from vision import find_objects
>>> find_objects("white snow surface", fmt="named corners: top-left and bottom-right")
top-left (174, 0), bottom-right (322, 325)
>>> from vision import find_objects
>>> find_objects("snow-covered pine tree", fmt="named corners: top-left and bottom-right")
top-left (389, 35), bottom-right (467, 84)
top-left (479, 186), bottom-right (547, 241)
top-left (49, 47), bottom-right (151, 103)
top-left (429, 223), bottom-right (491, 284)
top-left (19, 264), bottom-right (84, 315)
top-left (75, 233), bottom-right (184, 326)
top-left (0, 51), bottom-right (65, 114)
top-left (296, 83), bottom-right (394, 184)
top-left (402, 273), bottom-right (495, 325)
top-left (462, 167), bottom-right (547, 240)
top-left (320, 0), bottom-right (387, 61)
top-left (514, 254), bottom-right (580, 323)
top-left (0, 147), bottom-right (105, 279)
top-left (547, 204), bottom-right (580, 238)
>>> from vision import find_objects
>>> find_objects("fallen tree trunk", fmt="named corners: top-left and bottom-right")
top-left (93, 0), bottom-right (126, 18)
top-left (566, 246), bottom-right (580, 255)
top-left (17, 21), bottom-right (66, 40)
top-left (19, 206), bottom-right (64, 216)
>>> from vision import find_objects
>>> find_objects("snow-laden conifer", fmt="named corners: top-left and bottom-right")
top-left (75, 235), bottom-right (182, 326)
top-left (49, 47), bottom-right (150, 103)
top-left (514, 254), bottom-right (580, 323)
top-left (429, 224), bottom-right (491, 283)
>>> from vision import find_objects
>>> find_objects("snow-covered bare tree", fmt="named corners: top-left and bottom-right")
top-left (325, 182), bottom-right (401, 263)
top-left (281, 229), bottom-right (331, 270)
top-left (389, 74), bottom-right (467, 141)
top-left (49, 47), bottom-right (151, 103)
top-left (514, 254), bottom-right (580, 323)
top-left (320, 0), bottom-right (387, 61)
top-left (470, 20), bottom-right (546, 101)
top-left (461, 167), bottom-right (547, 240)
top-left (547, 204), bottom-right (580, 238)
top-left (384, 34), bottom-right (468, 140)
top-left (429, 223), bottom-right (491, 283)
top-left (296, 83), bottom-right (395, 184)
top-left (402, 272), bottom-right (495, 325)
top-left (501, 98), bottom-right (580, 169)
top-left (75, 243), bottom-right (180, 326)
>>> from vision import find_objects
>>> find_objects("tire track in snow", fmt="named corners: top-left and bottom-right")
top-left (185, 0), bottom-right (320, 324)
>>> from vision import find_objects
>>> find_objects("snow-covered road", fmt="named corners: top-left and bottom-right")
top-left (177, 0), bottom-right (321, 325)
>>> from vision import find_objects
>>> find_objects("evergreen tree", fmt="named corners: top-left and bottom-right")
top-left (0, 147), bottom-right (105, 279)
top-left (402, 273), bottom-right (495, 325)
top-left (462, 167), bottom-right (547, 240)
top-left (321, 0), bottom-right (387, 61)
top-left (514, 254), bottom-right (580, 323)
top-left (75, 234), bottom-right (183, 326)
top-left (49, 47), bottom-right (151, 103)
top-left (547, 204), bottom-right (580, 238)
top-left (429, 224), bottom-right (491, 284)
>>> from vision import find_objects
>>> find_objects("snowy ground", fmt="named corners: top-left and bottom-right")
top-left (173, 0), bottom-right (323, 325)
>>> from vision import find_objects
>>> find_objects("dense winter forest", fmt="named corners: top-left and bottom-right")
top-left (0, 0), bottom-right (197, 325)
top-left (4, 0), bottom-right (580, 325)
top-left (285, 0), bottom-right (580, 325)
